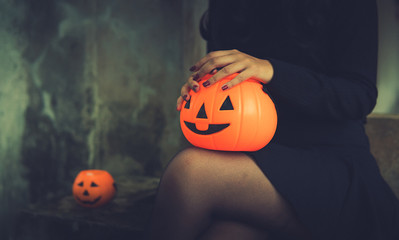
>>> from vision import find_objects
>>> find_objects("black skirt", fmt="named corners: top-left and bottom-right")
top-left (247, 143), bottom-right (399, 240)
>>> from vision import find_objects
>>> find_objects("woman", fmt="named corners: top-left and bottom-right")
top-left (149, 0), bottom-right (399, 239)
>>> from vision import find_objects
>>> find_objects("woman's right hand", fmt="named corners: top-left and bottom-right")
top-left (176, 49), bottom-right (274, 111)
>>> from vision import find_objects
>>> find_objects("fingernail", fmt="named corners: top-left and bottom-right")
top-left (203, 81), bottom-right (210, 87)
top-left (189, 66), bottom-right (196, 71)
top-left (221, 85), bottom-right (228, 91)
top-left (183, 95), bottom-right (188, 101)
top-left (193, 85), bottom-right (198, 92)
top-left (193, 74), bottom-right (199, 81)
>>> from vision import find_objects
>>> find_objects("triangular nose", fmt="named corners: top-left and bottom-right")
top-left (83, 190), bottom-right (89, 196)
top-left (196, 103), bottom-right (208, 119)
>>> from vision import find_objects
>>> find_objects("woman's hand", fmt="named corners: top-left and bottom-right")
top-left (176, 49), bottom-right (274, 111)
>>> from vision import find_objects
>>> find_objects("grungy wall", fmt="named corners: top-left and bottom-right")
top-left (375, 0), bottom-right (399, 114)
top-left (17, 0), bottom-right (184, 198)
top-left (0, 0), bottom-right (207, 238)
top-left (0, 0), bottom-right (30, 238)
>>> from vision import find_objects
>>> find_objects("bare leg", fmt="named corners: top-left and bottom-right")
top-left (198, 220), bottom-right (269, 240)
top-left (148, 147), bottom-right (311, 240)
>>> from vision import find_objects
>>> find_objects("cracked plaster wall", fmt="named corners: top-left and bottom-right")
top-left (0, 1), bottom-right (29, 238)
top-left (375, 0), bottom-right (399, 114)
top-left (0, 0), bottom-right (209, 238)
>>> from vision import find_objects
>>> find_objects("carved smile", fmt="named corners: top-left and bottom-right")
top-left (77, 196), bottom-right (102, 205)
top-left (184, 121), bottom-right (230, 135)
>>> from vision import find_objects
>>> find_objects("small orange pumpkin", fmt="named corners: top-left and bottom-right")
top-left (72, 170), bottom-right (117, 208)
top-left (180, 73), bottom-right (277, 151)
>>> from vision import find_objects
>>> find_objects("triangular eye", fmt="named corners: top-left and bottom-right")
top-left (78, 181), bottom-right (84, 187)
top-left (220, 96), bottom-right (234, 110)
top-left (91, 182), bottom-right (98, 187)
top-left (196, 103), bottom-right (208, 119)
top-left (184, 99), bottom-right (190, 109)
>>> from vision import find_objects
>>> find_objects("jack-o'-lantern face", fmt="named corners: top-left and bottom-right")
top-left (183, 95), bottom-right (233, 135)
top-left (72, 170), bottom-right (117, 208)
top-left (180, 73), bottom-right (277, 151)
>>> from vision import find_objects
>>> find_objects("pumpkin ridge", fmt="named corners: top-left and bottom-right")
top-left (210, 81), bottom-right (217, 150)
top-left (253, 83), bottom-right (261, 149)
top-left (233, 83), bottom-right (243, 150)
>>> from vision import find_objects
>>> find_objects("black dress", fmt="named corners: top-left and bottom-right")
top-left (201, 0), bottom-right (399, 239)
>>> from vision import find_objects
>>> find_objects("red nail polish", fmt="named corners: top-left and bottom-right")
top-left (193, 85), bottom-right (198, 92)
top-left (183, 95), bottom-right (188, 101)
top-left (203, 81), bottom-right (210, 87)
top-left (189, 66), bottom-right (196, 71)
top-left (193, 74), bottom-right (199, 81)
top-left (221, 85), bottom-right (228, 91)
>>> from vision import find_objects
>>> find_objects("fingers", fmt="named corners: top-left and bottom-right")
top-left (190, 50), bottom-right (239, 81)
top-left (189, 49), bottom-right (237, 73)
top-left (177, 71), bottom-right (252, 111)
top-left (193, 55), bottom-right (236, 81)
top-left (176, 96), bottom-right (184, 111)
top-left (201, 62), bottom-right (246, 88)
top-left (188, 78), bottom-right (200, 93)
top-left (221, 71), bottom-right (253, 91)
top-left (178, 80), bottom-right (199, 111)
top-left (178, 82), bottom-right (194, 111)
top-left (180, 83), bottom-right (192, 102)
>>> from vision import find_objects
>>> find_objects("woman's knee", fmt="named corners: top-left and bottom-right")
top-left (158, 147), bottom-right (216, 198)
top-left (164, 147), bottom-right (207, 176)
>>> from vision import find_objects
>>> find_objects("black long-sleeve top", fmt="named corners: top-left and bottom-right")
top-left (202, 0), bottom-right (378, 148)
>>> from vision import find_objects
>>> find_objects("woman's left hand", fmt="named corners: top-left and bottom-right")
top-left (189, 49), bottom-right (274, 90)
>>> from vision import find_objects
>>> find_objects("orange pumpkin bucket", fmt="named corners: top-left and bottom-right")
top-left (72, 169), bottom-right (117, 208)
top-left (180, 73), bottom-right (277, 151)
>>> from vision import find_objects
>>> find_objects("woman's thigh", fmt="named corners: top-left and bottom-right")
top-left (198, 219), bottom-right (268, 240)
top-left (160, 147), bottom-right (310, 238)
